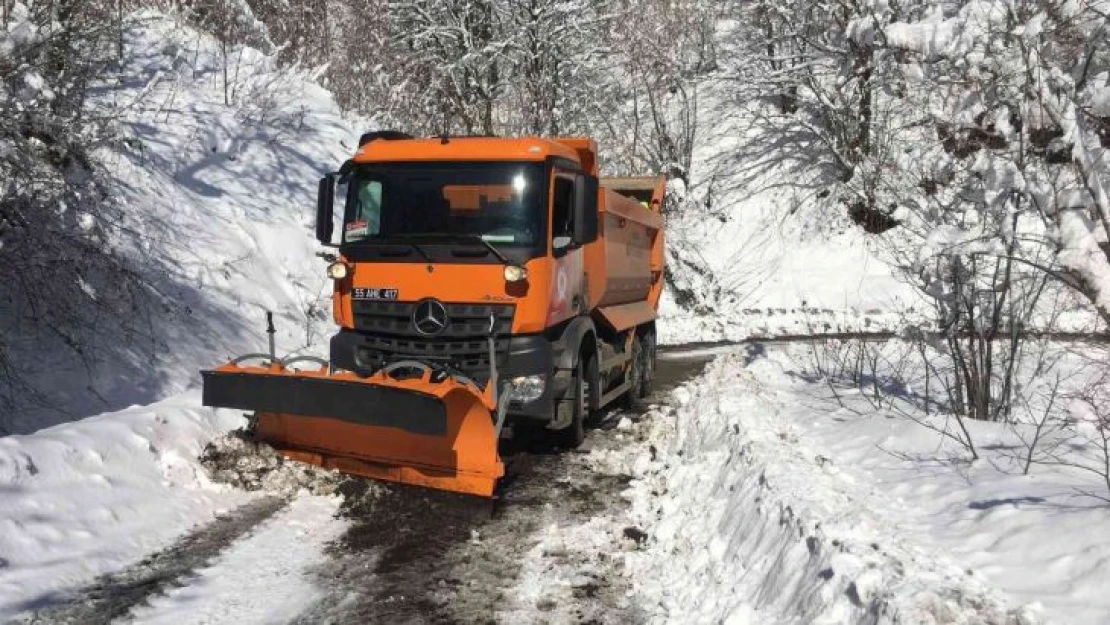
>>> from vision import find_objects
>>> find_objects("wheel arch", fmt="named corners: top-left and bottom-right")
top-left (554, 316), bottom-right (598, 371)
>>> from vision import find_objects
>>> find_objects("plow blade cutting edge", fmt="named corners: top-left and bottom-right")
top-left (201, 361), bottom-right (506, 497)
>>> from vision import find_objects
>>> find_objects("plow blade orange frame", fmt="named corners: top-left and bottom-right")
top-left (202, 363), bottom-right (505, 497)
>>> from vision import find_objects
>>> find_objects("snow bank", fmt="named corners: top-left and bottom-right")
top-left (621, 354), bottom-right (1039, 624)
top-left (0, 395), bottom-right (250, 619)
top-left (746, 345), bottom-right (1110, 625)
top-left (7, 10), bottom-right (361, 433)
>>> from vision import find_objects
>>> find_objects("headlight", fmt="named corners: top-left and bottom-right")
top-left (509, 374), bottom-right (545, 403)
top-left (504, 265), bottom-right (528, 282)
top-left (327, 262), bottom-right (349, 280)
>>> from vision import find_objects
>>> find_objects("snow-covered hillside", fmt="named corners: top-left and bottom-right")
top-left (3, 10), bottom-right (359, 433)
top-left (657, 86), bottom-right (915, 345)
top-left (1, 11), bottom-right (359, 619)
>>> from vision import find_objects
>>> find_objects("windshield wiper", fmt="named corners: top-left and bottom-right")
top-left (372, 239), bottom-right (432, 263)
top-left (404, 233), bottom-right (512, 266)
top-left (402, 241), bottom-right (434, 263)
top-left (342, 234), bottom-right (433, 263)
top-left (460, 235), bottom-right (512, 266)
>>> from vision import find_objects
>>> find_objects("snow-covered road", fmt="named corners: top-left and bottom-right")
top-left (285, 352), bottom-right (715, 624)
top-left (128, 495), bottom-right (346, 625)
top-left (7, 342), bottom-right (1107, 624)
top-left (9, 349), bottom-right (714, 625)
top-left (28, 495), bottom-right (346, 625)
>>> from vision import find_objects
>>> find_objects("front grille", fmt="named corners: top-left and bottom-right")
top-left (352, 300), bottom-right (514, 337)
top-left (351, 300), bottom-right (515, 382)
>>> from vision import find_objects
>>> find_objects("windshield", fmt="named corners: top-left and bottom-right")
top-left (341, 162), bottom-right (546, 250)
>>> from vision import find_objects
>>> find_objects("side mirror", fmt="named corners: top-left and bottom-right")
top-left (553, 235), bottom-right (572, 253)
top-left (574, 174), bottom-right (599, 245)
top-left (316, 174), bottom-right (336, 245)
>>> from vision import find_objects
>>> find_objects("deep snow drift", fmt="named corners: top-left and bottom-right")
top-left (606, 347), bottom-right (1109, 624)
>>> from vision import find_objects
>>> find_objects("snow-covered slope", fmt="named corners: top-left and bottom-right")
top-left (745, 346), bottom-right (1110, 625)
top-left (0, 12), bottom-right (360, 619)
top-left (657, 87), bottom-right (915, 345)
top-left (620, 353), bottom-right (1028, 623)
top-left (5, 10), bottom-right (360, 433)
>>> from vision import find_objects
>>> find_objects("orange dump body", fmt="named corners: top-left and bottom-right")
top-left (586, 177), bottom-right (666, 332)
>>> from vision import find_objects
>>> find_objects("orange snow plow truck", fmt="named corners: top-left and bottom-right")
top-left (201, 134), bottom-right (665, 497)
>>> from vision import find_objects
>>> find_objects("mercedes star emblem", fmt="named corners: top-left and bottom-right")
top-left (413, 298), bottom-right (449, 336)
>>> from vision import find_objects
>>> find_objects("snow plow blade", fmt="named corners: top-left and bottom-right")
top-left (201, 361), bottom-right (505, 497)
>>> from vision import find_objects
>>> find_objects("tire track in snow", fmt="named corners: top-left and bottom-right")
top-left (27, 496), bottom-right (289, 625)
top-left (124, 494), bottom-right (347, 625)
top-left (291, 352), bottom-right (718, 624)
top-left (289, 484), bottom-right (494, 624)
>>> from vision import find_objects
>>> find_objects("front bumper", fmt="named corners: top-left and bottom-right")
top-left (329, 330), bottom-right (560, 422)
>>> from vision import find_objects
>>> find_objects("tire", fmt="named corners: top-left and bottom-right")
top-left (557, 354), bottom-right (593, 449)
top-left (621, 338), bottom-right (644, 410)
top-left (639, 332), bottom-right (656, 398)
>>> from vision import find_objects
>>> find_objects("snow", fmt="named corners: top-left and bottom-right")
top-left (1091, 79), bottom-right (1110, 117)
top-left (489, 344), bottom-right (1110, 623)
top-left (742, 346), bottom-right (1110, 624)
top-left (0, 10), bottom-right (359, 620)
top-left (1, 6), bottom-right (1108, 624)
top-left (126, 494), bottom-right (346, 625)
top-left (1057, 210), bottom-right (1110, 315)
top-left (884, 18), bottom-right (958, 59)
top-left (0, 394), bottom-right (251, 619)
top-left (6, 9), bottom-right (362, 433)
top-left (612, 346), bottom-right (1109, 624)
top-left (503, 516), bottom-right (632, 623)
top-left (1, 3), bottom-right (36, 55)
top-left (657, 82), bottom-right (915, 346)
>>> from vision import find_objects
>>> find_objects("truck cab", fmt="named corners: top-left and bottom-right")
top-left (315, 134), bottom-right (665, 444)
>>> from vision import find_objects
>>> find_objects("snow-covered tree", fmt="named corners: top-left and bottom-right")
top-left (612, 0), bottom-right (722, 181)
top-left (500, 0), bottom-right (622, 139)
top-left (384, 0), bottom-right (509, 135)
top-left (0, 0), bottom-right (148, 427)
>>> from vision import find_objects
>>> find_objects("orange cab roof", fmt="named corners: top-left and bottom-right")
top-left (352, 136), bottom-right (582, 165)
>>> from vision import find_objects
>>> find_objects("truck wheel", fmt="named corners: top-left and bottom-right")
top-left (557, 354), bottom-right (594, 449)
top-left (621, 338), bottom-right (644, 410)
top-left (639, 332), bottom-right (656, 398)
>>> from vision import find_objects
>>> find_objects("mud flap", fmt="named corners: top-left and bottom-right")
top-left (202, 363), bottom-right (506, 497)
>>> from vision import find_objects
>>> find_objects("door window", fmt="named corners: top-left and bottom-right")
top-left (552, 175), bottom-right (575, 242)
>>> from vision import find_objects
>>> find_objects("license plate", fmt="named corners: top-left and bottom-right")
top-left (353, 287), bottom-right (399, 300)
